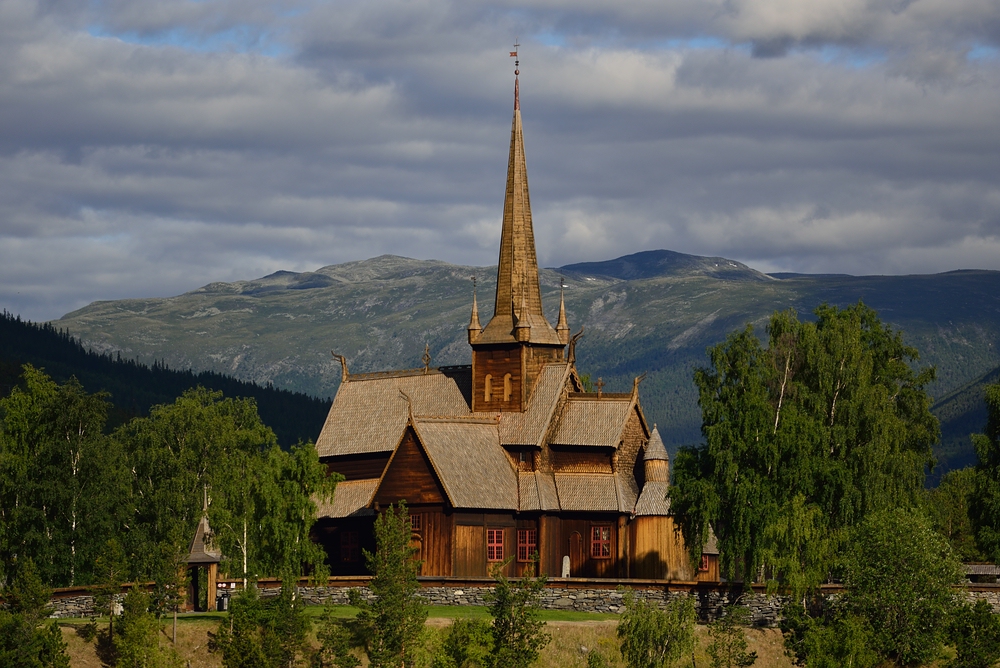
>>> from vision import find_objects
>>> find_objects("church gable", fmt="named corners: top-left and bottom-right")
top-left (374, 427), bottom-right (447, 507)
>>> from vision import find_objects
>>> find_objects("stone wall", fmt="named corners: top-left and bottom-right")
top-left (48, 579), bottom-right (1000, 625)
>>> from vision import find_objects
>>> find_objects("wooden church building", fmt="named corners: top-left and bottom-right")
top-left (312, 69), bottom-right (713, 582)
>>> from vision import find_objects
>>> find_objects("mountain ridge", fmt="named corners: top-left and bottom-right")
top-left (53, 249), bottom-right (1000, 475)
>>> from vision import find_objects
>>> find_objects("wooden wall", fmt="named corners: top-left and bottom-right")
top-left (696, 554), bottom-right (721, 582)
top-left (629, 516), bottom-right (694, 580)
top-left (472, 345), bottom-right (522, 412)
top-left (375, 429), bottom-right (445, 507)
top-left (324, 453), bottom-right (391, 480)
top-left (409, 508), bottom-right (452, 576)
top-left (550, 446), bottom-right (613, 473)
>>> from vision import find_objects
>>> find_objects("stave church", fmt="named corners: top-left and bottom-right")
top-left (311, 64), bottom-right (718, 582)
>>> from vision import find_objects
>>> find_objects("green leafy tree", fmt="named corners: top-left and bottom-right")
top-left (970, 383), bottom-right (1000, 564)
top-left (214, 579), bottom-right (311, 668)
top-left (0, 365), bottom-right (128, 587)
top-left (351, 503), bottom-right (427, 668)
top-left (843, 508), bottom-right (963, 666)
top-left (0, 559), bottom-right (71, 668)
top-left (115, 387), bottom-right (334, 586)
top-left (671, 304), bottom-right (937, 593)
top-left (926, 467), bottom-right (984, 562)
top-left (707, 605), bottom-right (757, 668)
top-left (617, 592), bottom-right (695, 668)
top-left (949, 598), bottom-right (1000, 668)
top-left (91, 539), bottom-right (128, 638)
top-left (113, 589), bottom-right (181, 668)
top-left (485, 558), bottom-right (550, 668)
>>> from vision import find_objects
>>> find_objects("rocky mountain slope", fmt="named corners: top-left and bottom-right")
top-left (55, 250), bottom-right (1000, 469)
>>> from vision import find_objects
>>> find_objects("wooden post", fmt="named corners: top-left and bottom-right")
top-left (207, 563), bottom-right (218, 612)
top-left (191, 566), bottom-right (200, 612)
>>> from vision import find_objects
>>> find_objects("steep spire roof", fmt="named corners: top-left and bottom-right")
top-left (477, 74), bottom-right (561, 346)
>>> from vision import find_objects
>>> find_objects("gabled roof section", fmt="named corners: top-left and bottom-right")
top-left (551, 393), bottom-right (634, 447)
top-left (315, 479), bottom-right (379, 519)
top-left (477, 79), bottom-right (560, 346)
top-left (495, 362), bottom-right (570, 446)
top-left (412, 417), bottom-right (518, 510)
top-left (315, 367), bottom-right (472, 457)
top-left (554, 473), bottom-right (620, 511)
top-left (187, 515), bottom-right (222, 564)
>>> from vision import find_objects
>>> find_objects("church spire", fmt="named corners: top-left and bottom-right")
top-left (476, 52), bottom-right (560, 346)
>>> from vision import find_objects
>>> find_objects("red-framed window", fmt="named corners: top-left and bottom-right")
top-left (409, 514), bottom-right (422, 533)
top-left (699, 555), bottom-right (710, 572)
top-left (340, 531), bottom-right (360, 562)
top-left (517, 529), bottom-right (537, 562)
top-left (591, 525), bottom-right (612, 559)
top-left (487, 528), bottom-right (504, 562)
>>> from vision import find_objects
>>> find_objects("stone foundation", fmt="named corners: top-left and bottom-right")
top-left (47, 579), bottom-right (1000, 626)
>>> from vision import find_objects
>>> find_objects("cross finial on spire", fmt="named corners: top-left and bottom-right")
top-left (510, 39), bottom-right (520, 110)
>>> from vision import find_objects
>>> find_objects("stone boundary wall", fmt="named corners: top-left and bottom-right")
top-left (47, 579), bottom-right (1000, 625)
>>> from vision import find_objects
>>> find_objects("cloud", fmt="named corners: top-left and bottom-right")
top-left (0, 0), bottom-right (998, 320)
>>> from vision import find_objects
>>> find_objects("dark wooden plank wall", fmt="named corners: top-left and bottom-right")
top-left (550, 447), bottom-right (613, 473)
top-left (555, 516), bottom-right (620, 578)
top-left (375, 429), bottom-right (445, 507)
top-left (324, 453), bottom-right (391, 480)
top-left (412, 509), bottom-right (453, 576)
top-left (472, 345), bottom-right (522, 412)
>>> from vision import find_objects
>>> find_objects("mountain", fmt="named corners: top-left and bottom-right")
top-left (0, 311), bottom-right (329, 447)
top-left (52, 251), bottom-right (1000, 473)
top-left (929, 362), bottom-right (1000, 482)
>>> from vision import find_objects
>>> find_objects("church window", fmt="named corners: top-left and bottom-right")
top-left (487, 528), bottom-right (504, 562)
top-left (484, 374), bottom-right (493, 402)
top-left (699, 555), bottom-right (710, 572)
top-left (340, 531), bottom-right (360, 562)
top-left (517, 529), bottom-right (537, 562)
top-left (503, 373), bottom-right (512, 401)
top-left (591, 525), bottom-right (612, 559)
top-left (410, 514), bottom-right (422, 533)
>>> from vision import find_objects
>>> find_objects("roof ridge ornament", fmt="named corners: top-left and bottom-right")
top-left (422, 343), bottom-right (431, 373)
top-left (331, 352), bottom-right (349, 382)
top-left (510, 38), bottom-right (520, 110)
top-left (568, 327), bottom-right (584, 364)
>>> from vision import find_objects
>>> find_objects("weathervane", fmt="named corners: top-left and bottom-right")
top-left (510, 39), bottom-right (520, 109)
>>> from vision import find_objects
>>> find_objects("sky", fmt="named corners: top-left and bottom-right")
top-left (2, 0), bottom-right (999, 322)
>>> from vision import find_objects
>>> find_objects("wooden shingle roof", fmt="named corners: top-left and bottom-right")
top-left (315, 367), bottom-right (472, 457)
top-left (186, 515), bottom-right (222, 564)
top-left (551, 395), bottom-right (633, 447)
top-left (315, 479), bottom-right (379, 519)
top-left (554, 473), bottom-right (620, 511)
top-left (496, 363), bottom-right (569, 446)
top-left (413, 417), bottom-right (518, 510)
top-left (634, 481), bottom-right (672, 516)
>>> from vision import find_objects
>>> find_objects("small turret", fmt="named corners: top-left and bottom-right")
top-left (556, 279), bottom-right (570, 346)
top-left (468, 279), bottom-right (482, 344)
top-left (514, 287), bottom-right (531, 342)
top-left (644, 425), bottom-right (669, 483)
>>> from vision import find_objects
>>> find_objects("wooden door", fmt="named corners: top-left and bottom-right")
top-left (453, 525), bottom-right (486, 576)
top-left (569, 531), bottom-right (584, 577)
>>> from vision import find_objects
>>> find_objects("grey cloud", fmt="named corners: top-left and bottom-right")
top-left (0, 0), bottom-right (999, 321)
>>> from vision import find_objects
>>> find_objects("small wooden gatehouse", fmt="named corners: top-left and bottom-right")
top-left (311, 70), bottom-right (718, 582)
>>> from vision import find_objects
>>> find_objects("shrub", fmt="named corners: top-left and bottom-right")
top-left (485, 558), bottom-right (550, 668)
top-left (617, 592), bottom-right (695, 668)
top-left (949, 598), bottom-right (1000, 668)
top-left (707, 605), bottom-right (756, 668)
top-left (431, 618), bottom-right (493, 668)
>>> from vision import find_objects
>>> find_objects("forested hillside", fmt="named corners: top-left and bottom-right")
top-left (0, 311), bottom-right (329, 447)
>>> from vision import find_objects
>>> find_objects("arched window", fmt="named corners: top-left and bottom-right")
top-left (503, 373), bottom-right (512, 402)
top-left (484, 374), bottom-right (492, 402)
